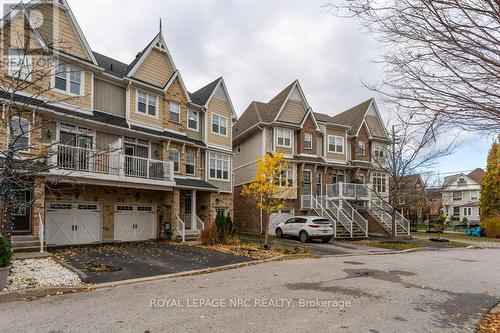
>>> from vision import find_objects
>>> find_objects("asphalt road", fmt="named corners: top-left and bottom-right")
top-left (1, 248), bottom-right (499, 333)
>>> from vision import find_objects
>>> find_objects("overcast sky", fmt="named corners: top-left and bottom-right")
top-left (5, 0), bottom-right (494, 178)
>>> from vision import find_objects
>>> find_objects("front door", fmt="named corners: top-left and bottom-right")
top-left (184, 196), bottom-right (192, 229)
top-left (13, 190), bottom-right (31, 234)
top-left (303, 170), bottom-right (312, 207)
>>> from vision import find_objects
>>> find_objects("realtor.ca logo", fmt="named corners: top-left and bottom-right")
top-left (0, 2), bottom-right (62, 78)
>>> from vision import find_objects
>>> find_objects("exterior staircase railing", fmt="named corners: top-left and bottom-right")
top-left (318, 196), bottom-right (353, 237)
top-left (369, 199), bottom-right (392, 231)
top-left (38, 213), bottom-right (45, 253)
top-left (195, 215), bottom-right (205, 232)
top-left (301, 195), bottom-right (337, 238)
top-left (176, 215), bottom-right (185, 242)
top-left (339, 198), bottom-right (368, 237)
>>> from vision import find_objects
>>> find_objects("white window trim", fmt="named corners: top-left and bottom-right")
top-left (276, 127), bottom-right (293, 148)
top-left (169, 148), bottom-right (180, 173)
top-left (304, 132), bottom-right (313, 150)
top-left (51, 63), bottom-right (85, 97)
top-left (358, 141), bottom-right (366, 156)
top-left (211, 112), bottom-right (228, 137)
top-left (208, 152), bottom-right (230, 182)
top-left (8, 116), bottom-right (31, 153)
top-left (470, 190), bottom-right (479, 201)
top-left (136, 90), bottom-right (159, 119)
top-left (187, 109), bottom-right (199, 131)
top-left (8, 48), bottom-right (32, 81)
top-left (186, 153), bottom-right (196, 176)
top-left (169, 100), bottom-right (181, 123)
top-left (327, 135), bottom-right (344, 154)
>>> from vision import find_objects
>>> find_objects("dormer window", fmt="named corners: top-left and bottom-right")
top-left (276, 128), bottom-right (292, 148)
top-left (54, 64), bottom-right (82, 95)
top-left (137, 91), bottom-right (157, 117)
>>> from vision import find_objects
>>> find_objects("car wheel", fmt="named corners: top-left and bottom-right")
top-left (276, 228), bottom-right (283, 238)
top-left (299, 231), bottom-right (309, 243)
top-left (322, 237), bottom-right (332, 243)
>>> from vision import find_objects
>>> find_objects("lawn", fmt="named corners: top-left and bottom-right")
top-left (414, 231), bottom-right (500, 243)
top-left (354, 240), bottom-right (427, 251)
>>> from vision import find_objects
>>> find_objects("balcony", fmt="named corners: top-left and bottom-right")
top-left (326, 183), bottom-right (371, 200)
top-left (49, 144), bottom-right (175, 186)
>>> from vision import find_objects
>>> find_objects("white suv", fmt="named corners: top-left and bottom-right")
top-left (275, 216), bottom-right (334, 243)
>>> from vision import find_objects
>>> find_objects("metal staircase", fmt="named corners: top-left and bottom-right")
top-left (368, 199), bottom-right (410, 237)
top-left (302, 195), bottom-right (368, 239)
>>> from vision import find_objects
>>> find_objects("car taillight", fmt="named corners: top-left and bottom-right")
top-left (309, 224), bottom-right (320, 228)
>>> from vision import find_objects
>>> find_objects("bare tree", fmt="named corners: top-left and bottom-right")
top-left (0, 6), bottom-right (97, 246)
top-left (371, 112), bottom-right (456, 238)
top-left (324, 0), bottom-right (500, 133)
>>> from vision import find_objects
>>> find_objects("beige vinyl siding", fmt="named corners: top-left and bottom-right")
top-left (94, 79), bottom-right (126, 116)
top-left (133, 49), bottom-right (173, 87)
top-left (207, 97), bottom-right (232, 148)
top-left (209, 179), bottom-right (232, 193)
top-left (234, 131), bottom-right (262, 168)
top-left (366, 115), bottom-right (385, 137)
top-left (96, 131), bottom-right (120, 150)
top-left (325, 127), bottom-right (347, 161)
top-left (129, 87), bottom-right (164, 127)
top-left (277, 100), bottom-right (306, 124)
top-left (265, 127), bottom-right (273, 153)
top-left (234, 162), bottom-right (258, 186)
top-left (36, 4), bottom-right (91, 61)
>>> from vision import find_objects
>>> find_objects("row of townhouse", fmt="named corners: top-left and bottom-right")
top-left (232, 81), bottom-right (409, 238)
top-left (2, 0), bottom-right (235, 247)
top-left (2, 0), bottom-right (409, 249)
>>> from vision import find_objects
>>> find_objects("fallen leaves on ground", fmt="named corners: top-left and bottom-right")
top-left (477, 310), bottom-right (500, 333)
top-left (191, 242), bottom-right (306, 260)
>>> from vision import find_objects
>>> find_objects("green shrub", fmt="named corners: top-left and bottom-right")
top-left (462, 217), bottom-right (468, 224)
top-left (213, 211), bottom-right (237, 244)
top-left (483, 215), bottom-right (500, 238)
top-left (0, 237), bottom-right (13, 268)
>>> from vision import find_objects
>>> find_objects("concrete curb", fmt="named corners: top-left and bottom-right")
top-left (56, 260), bottom-right (89, 283)
top-left (0, 253), bottom-right (318, 303)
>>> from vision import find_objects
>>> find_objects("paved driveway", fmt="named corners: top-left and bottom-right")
top-left (51, 241), bottom-right (254, 284)
top-left (3, 248), bottom-right (499, 332)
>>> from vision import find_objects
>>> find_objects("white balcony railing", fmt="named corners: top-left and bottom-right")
top-left (326, 182), bottom-right (370, 199)
top-left (52, 144), bottom-right (174, 182)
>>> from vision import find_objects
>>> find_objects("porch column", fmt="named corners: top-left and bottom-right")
top-left (171, 188), bottom-right (180, 227)
top-left (191, 190), bottom-right (197, 230)
top-left (31, 178), bottom-right (46, 236)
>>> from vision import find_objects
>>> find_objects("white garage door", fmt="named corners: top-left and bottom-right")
top-left (114, 204), bottom-right (157, 242)
top-left (269, 208), bottom-right (294, 236)
top-left (46, 203), bottom-right (101, 246)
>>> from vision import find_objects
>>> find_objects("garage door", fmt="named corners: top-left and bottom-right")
top-left (114, 204), bottom-right (157, 242)
top-left (269, 208), bottom-right (294, 236)
top-left (45, 203), bottom-right (101, 246)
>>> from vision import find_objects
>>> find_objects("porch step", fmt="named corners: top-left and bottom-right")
top-left (12, 235), bottom-right (41, 250)
top-left (172, 230), bottom-right (201, 241)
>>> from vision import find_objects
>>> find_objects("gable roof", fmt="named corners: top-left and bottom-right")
top-left (442, 171), bottom-right (483, 189)
top-left (189, 77), bottom-right (237, 118)
top-left (331, 99), bottom-right (373, 136)
top-left (400, 174), bottom-right (424, 190)
top-left (233, 81), bottom-right (308, 139)
top-left (189, 77), bottom-right (221, 106)
top-left (93, 51), bottom-right (129, 77)
top-left (126, 31), bottom-right (176, 78)
top-left (467, 168), bottom-right (485, 184)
